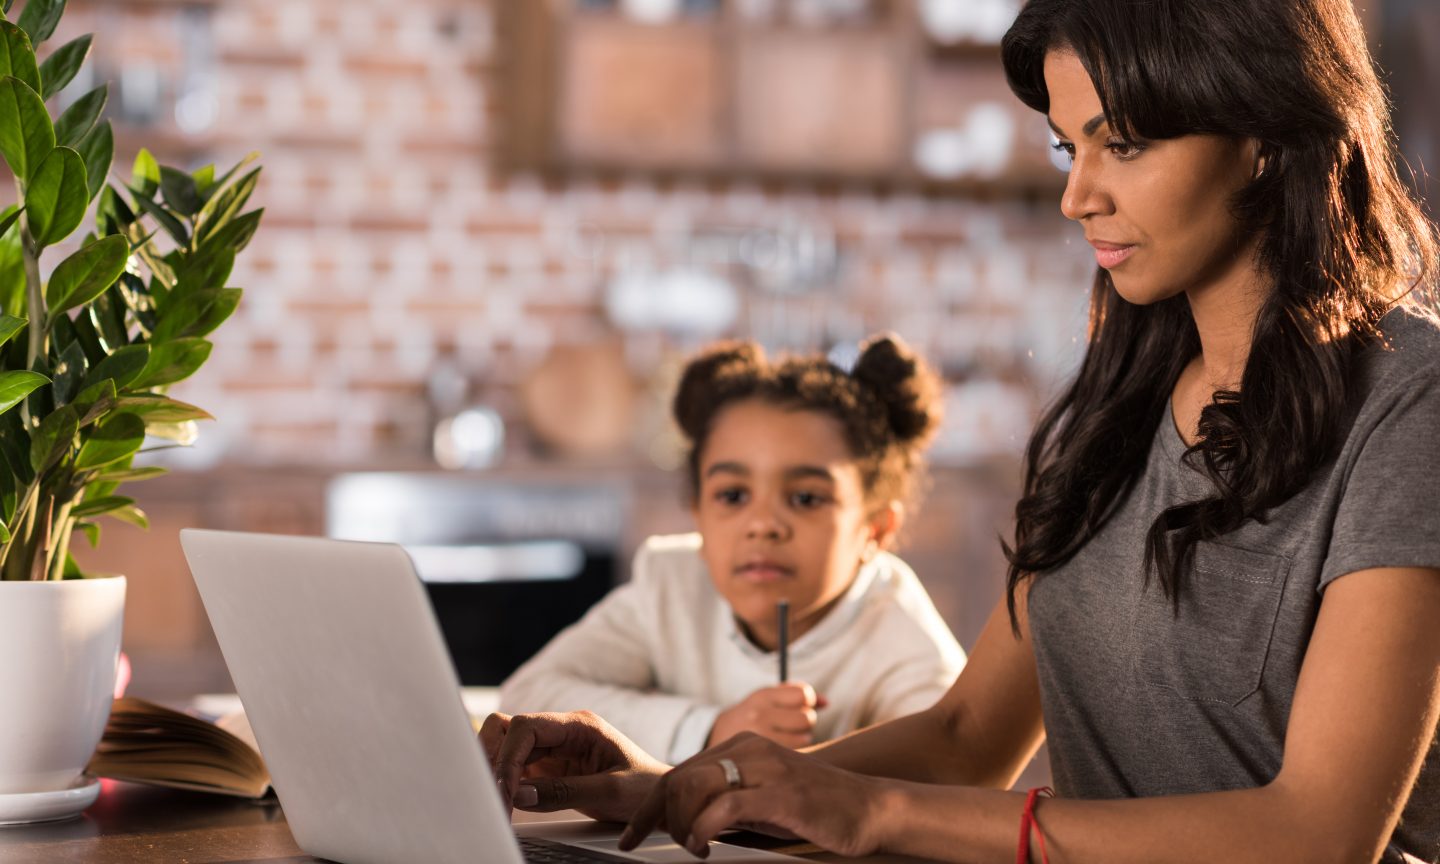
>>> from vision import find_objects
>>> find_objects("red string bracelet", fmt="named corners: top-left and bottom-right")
top-left (1016, 786), bottom-right (1055, 864)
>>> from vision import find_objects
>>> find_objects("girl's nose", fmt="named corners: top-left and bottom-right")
top-left (745, 508), bottom-right (791, 541)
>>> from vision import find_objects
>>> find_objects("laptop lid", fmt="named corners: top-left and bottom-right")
top-left (182, 529), bottom-right (522, 864)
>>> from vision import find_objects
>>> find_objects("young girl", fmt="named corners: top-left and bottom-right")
top-left (484, 1), bottom-right (1440, 861)
top-left (498, 335), bottom-right (965, 763)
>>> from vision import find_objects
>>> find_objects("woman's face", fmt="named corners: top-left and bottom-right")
top-left (691, 400), bottom-right (892, 650)
top-left (1044, 49), bottom-right (1261, 306)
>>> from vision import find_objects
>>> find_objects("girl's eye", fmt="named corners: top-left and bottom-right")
top-left (1050, 140), bottom-right (1075, 162)
top-left (1106, 139), bottom-right (1146, 160)
top-left (714, 488), bottom-right (748, 506)
top-left (790, 491), bottom-right (829, 508)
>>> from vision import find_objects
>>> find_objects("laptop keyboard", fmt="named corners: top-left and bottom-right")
top-left (519, 836), bottom-right (637, 864)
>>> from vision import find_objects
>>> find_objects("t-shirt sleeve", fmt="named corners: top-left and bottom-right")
top-left (1320, 371), bottom-right (1440, 590)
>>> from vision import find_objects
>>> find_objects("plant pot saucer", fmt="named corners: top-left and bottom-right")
top-left (0, 775), bottom-right (101, 826)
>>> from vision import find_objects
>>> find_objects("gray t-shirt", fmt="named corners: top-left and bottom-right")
top-left (1028, 309), bottom-right (1440, 863)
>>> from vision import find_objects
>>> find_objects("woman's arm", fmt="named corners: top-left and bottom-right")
top-left (806, 590), bottom-right (1046, 789)
top-left (638, 566), bottom-right (1440, 864)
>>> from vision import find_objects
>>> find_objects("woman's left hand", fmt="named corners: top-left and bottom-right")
top-left (618, 732), bottom-right (895, 859)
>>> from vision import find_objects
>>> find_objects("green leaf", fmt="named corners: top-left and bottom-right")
top-left (76, 520), bottom-right (98, 546)
top-left (192, 163), bottom-right (215, 198)
top-left (106, 503), bottom-right (147, 530)
top-left (158, 165), bottom-right (202, 217)
top-left (53, 82), bottom-right (104, 146)
top-left (0, 205), bottom-right (19, 239)
top-left (29, 403), bottom-right (76, 473)
top-left (93, 465), bottom-right (164, 484)
top-left (26, 145), bottom-right (87, 247)
top-left (200, 208), bottom-right (263, 255)
top-left (16, 0), bottom-right (64, 45)
top-left (50, 338), bottom-right (85, 405)
top-left (196, 166), bottom-right (259, 242)
top-left (142, 419), bottom-right (195, 444)
top-left (0, 20), bottom-right (39, 95)
top-left (89, 286), bottom-right (128, 349)
top-left (45, 234), bottom-right (127, 316)
top-left (130, 337), bottom-right (210, 388)
top-left (75, 411), bottom-right (143, 469)
top-left (71, 494), bottom-right (131, 519)
top-left (115, 394), bottom-right (212, 424)
top-left (79, 343), bottom-right (147, 392)
top-left (75, 118), bottom-right (110, 202)
top-left (130, 148), bottom-right (159, 198)
top-left (152, 286), bottom-right (240, 341)
top-left (131, 190), bottom-right (188, 246)
top-left (96, 183), bottom-right (135, 236)
top-left (0, 314), bottom-right (24, 348)
top-left (72, 376), bottom-right (114, 425)
top-left (0, 369), bottom-right (46, 415)
top-left (174, 247), bottom-right (234, 295)
top-left (37, 32), bottom-right (87, 99)
top-left (0, 74), bottom-right (54, 182)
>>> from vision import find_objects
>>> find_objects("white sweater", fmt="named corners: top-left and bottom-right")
top-left (499, 533), bottom-right (966, 763)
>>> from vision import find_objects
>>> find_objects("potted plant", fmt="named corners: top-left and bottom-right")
top-left (0, 0), bottom-right (262, 823)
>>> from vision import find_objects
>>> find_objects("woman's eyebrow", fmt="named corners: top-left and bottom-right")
top-left (1047, 112), bottom-right (1109, 139)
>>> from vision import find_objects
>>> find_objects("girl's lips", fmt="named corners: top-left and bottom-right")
top-left (1091, 242), bottom-right (1137, 269)
top-left (735, 564), bottom-right (793, 583)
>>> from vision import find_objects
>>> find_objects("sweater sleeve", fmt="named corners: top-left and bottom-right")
top-left (497, 536), bottom-right (718, 761)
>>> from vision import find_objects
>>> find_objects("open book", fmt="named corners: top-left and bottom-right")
top-left (87, 697), bottom-right (272, 799)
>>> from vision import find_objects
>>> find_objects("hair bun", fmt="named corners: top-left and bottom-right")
top-left (851, 333), bottom-right (943, 447)
top-left (672, 341), bottom-right (766, 440)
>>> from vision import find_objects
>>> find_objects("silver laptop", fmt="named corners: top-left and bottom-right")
top-left (181, 529), bottom-right (798, 864)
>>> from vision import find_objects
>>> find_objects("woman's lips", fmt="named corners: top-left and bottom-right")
top-left (1091, 241), bottom-right (1137, 269)
top-left (735, 563), bottom-right (793, 583)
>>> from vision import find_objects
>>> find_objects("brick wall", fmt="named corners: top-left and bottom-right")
top-left (43, 0), bottom-right (1092, 470)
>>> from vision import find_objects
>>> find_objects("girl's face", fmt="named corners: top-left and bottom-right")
top-left (1044, 49), bottom-right (1262, 306)
top-left (692, 400), bottom-right (896, 650)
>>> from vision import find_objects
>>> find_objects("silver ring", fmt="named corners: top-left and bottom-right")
top-left (717, 757), bottom-right (742, 789)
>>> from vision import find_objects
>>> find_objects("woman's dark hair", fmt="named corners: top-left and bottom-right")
top-left (672, 334), bottom-right (943, 527)
top-left (999, 0), bottom-right (1439, 625)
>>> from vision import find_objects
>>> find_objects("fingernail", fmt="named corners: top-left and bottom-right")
top-left (688, 835), bottom-right (707, 858)
top-left (617, 829), bottom-right (635, 850)
top-left (515, 784), bottom-right (539, 807)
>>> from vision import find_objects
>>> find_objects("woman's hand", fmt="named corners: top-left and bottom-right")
top-left (708, 683), bottom-right (829, 749)
top-left (480, 710), bottom-right (669, 824)
top-left (619, 732), bottom-right (896, 859)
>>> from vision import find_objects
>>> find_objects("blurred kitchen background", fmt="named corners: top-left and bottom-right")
top-left (22, 0), bottom-right (1436, 781)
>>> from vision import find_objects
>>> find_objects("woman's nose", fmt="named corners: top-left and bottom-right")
top-left (1059, 154), bottom-right (1110, 222)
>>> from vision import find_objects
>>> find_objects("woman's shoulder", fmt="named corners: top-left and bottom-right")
top-left (1360, 306), bottom-right (1440, 392)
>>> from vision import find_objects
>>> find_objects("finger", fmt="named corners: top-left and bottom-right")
top-left (479, 712), bottom-right (512, 763)
top-left (666, 763), bottom-right (730, 851)
top-left (495, 715), bottom-right (568, 804)
top-left (771, 731), bottom-right (813, 750)
top-left (763, 707), bottom-right (818, 734)
top-left (516, 771), bottom-right (618, 812)
top-left (619, 771), bottom-right (671, 851)
top-left (768, 682), bottom-right (819, 709)
top-left (688, 788), bottom-right (778, 857)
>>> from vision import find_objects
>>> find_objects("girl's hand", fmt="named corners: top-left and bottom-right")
top-left (620, 732), bottom-right (894, 859)
top-left (480, 711), bottom-right (669, 823)
top-left (707, 683), bottom-right (828, 749)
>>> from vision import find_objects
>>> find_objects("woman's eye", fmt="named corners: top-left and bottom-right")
top-left (1106, 139), bottom-right (1146, 160)
top-left (1050, 140), bottom-right (1075, 161)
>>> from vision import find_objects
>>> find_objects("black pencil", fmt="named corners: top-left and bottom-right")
top-left (777, 599), bottom-right (790, 683)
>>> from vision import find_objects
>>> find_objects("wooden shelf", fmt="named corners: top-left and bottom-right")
top-left (498, 0), bottom-right (1049, 194)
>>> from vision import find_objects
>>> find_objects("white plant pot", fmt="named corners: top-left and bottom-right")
top-left (0, 576), bottom-right (124, 812)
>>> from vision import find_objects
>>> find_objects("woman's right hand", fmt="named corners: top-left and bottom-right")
top-left (708, 682), bottom-right (828, 749)
top-left (480, 710), bottom-right (669, 824)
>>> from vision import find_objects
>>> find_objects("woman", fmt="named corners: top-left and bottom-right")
top-left (482, 0), bottom-right (1440, 860)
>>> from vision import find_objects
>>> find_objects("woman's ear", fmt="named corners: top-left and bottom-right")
top-left (866, 501), bottom-right (905, 555)
top-left (1248, 138), bottom-right (1269, 180)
